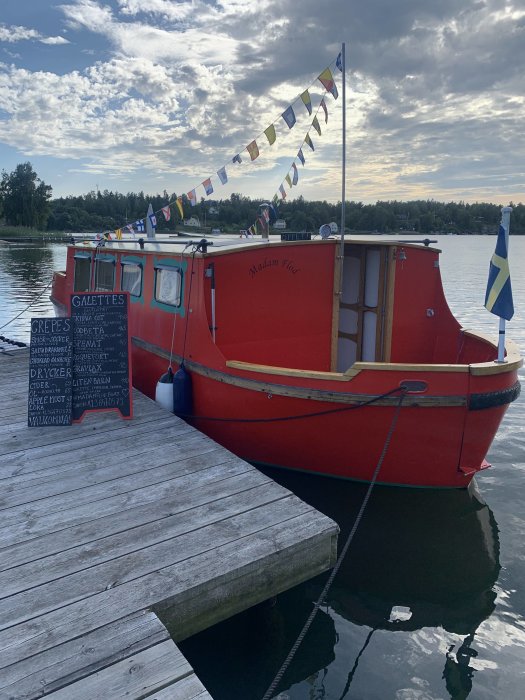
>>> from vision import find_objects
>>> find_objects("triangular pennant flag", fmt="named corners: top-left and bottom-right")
top-left (161, 205), bottom-right (171, 222)
top-left (126, 223), bottom-right (134, 233)
top-left (279, 184), bottom-right (287, 199)
top-left (285, 174), bottom-right (292, 188)
top-left (312, 115), bottom-right (321, 136)
top-left (247, 140), bottom-right (259, 161)
top-left (249, 224), bottom-right (257, 236)
top-left (264, 124), bottom-right (276, 145)
top-left (300, 90), bottom-right (312, 115)
top-left (318, 67), bottom-right (338, 98)
top-left (320, 97), bottom-right (328, 124)
top-left (187, 189), bottom-right (197, 206)
top-left (282, 105), bottom-right (296, 129)
top-left (115, 228), bottom-right (122, 240)
top-left (336, 52), bottom-right (343, 72)
top-left (297, 148), bottom-right (305, 165)
top-left (292, 162), bottom-right (298, 185)
top-left (217, 166), bottom-right (228, 185)
top-left (232, 153), bottom-right (242, 164)
top-left (305, 133), bottom-right (315, 151)
top-left (203, 178), bottom-right (213, 195)
top-left (175, 197), bottom-right (184, 219)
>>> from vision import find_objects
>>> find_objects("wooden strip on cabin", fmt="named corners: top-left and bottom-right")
top-left (0, 348), bottom-right (338, 699)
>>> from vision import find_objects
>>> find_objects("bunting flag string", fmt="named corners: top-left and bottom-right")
top-left (264, 124), bottom-right (276, 145)
top-left (320, 97), bottom-right (328, 124)
top-left (292, 162), bottom-right (299, 186)
top-left (300, 90), bottom-right (312, 115)
top-left (106, 51), bottom-right (341, 238)
top-left (202, 178), bottom-right (214, 195)
top-left (247, 140), bottom-right (260, 161)
top-left (282, 105), bottom-right (296, 129)
top-left (217, 166), bottom-right (228, 185)
top-left (318, 67), bottom-right (338, 99)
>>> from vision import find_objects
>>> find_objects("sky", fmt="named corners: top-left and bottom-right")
top-left (0, 0), bottom-right (524, 206)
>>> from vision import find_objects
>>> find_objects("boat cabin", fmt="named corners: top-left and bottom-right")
top-left (53, 236), bottom-right (496, 382)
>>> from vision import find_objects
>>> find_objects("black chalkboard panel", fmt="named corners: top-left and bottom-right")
top-left (71, 292), bottom-right (133, 421)
top-left (28, 318), bottom-right (73, 427)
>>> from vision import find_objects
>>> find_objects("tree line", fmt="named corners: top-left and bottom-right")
top-left (2, 162), bottom-right (524, 234)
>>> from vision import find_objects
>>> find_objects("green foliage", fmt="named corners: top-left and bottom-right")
top-left (0, 163), bottom-right (52, 230)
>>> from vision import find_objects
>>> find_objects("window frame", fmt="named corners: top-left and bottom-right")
top-left (94, 254), bottom-right (116, 292)
top-left (73, 252), bottom-right (92, 292)
top-left (120, 255), bottom-right (144, 302)
top-left (151, 257), bottom-right (187, 315)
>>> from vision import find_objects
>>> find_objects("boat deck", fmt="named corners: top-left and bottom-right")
top-left (0, 349), bottom-right (338, 699)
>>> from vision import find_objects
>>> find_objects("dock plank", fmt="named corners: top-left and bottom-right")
top-left (0, 349), bottom-right (338, 699)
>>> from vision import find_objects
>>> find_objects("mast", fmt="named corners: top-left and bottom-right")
top-left (339, 42), bottom-right (346, 291)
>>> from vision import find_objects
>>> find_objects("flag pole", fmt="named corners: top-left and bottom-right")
top-left (496, 206), bottom-right (512, 363)
top-left (339, 42), bottom-right (346, 293)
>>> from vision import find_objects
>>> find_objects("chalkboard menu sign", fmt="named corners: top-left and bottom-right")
top-left (28, 318), bottom-right (73, 427)
top-left (71, 292), bottom-right (133, 421)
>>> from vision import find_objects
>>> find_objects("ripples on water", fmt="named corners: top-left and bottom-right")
top-left (1, 237), bottom-right (523, 699)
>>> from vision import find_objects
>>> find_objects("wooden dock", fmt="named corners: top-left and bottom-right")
top-left (0, 349), bottom-right (338, 699)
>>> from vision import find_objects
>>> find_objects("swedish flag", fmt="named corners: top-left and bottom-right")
top-left (485, 224), bottom-right (514, 320)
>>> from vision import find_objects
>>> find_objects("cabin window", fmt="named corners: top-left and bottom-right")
top-left (73, 253), bottom-right (92, 292)
top-left (154, 266), bottom-right (183, 307)
top-left (121, 261), bottom-right (143, 297)
top-left (94, 256), bottom-right (115, 291)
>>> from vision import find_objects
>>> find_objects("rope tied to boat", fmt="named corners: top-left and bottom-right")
top-left (177, 385), bottom-right (405, 424)
top-left (0, 277), bottom-right (53, 333)
top-left (0, 335), bottom-right (27, 347)
top-left (260, 387), bottom-right (407, 700)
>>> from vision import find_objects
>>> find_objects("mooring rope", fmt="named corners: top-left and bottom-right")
top-left (0, 278), bottom-right (53, 332)
top-left (177, 385), bottom-right (403, 424)
top-left (260, 389), bottom-right (407, 700)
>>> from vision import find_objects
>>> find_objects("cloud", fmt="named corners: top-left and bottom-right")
top-left (0, 23), bottom-right (69, 45)
top-left (40, 36), bottom-right (71, 45)
top-left (0, 0), bottom-right (523, 203)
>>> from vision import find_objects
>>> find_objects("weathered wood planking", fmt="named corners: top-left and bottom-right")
top-left (0, 350), bottom-right (338, 699)
top-left (1, 611), bottom-right (211, 700)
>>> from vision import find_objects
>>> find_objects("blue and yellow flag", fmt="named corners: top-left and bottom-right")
top-left (485, 224), bottom-right (514, 320)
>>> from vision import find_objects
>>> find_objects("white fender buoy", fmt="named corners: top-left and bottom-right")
top-left (155, 367), bottom-right (174, 411)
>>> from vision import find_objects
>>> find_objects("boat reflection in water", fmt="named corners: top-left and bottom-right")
top-left (179, 471), bottom-right (500, 700)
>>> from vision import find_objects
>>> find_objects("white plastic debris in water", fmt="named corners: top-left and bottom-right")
top-left (389, 605), bottom-right (413, 622)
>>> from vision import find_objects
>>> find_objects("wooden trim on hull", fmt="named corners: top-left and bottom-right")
top-left (131, 336), bottom-right (469, 408)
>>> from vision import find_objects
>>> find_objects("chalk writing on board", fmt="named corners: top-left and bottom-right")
top-left (71, 292), bottom-right (132, 421)
top-left (28, 318), bottom-right (73, 427)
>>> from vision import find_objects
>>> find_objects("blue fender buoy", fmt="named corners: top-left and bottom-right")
top-left (155, 367), bottom-right (174, 411)
top-left (173, 363), bottom-right (192, 416)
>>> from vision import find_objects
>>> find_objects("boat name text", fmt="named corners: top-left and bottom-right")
top-left (249, 258), bottom-right (301, 279)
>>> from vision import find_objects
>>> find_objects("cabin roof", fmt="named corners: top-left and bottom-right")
top-left (69, 236), bottom-right (441, 257)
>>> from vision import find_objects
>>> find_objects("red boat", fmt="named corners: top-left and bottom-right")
top-left (50, 233), bottom-right (521, 488)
